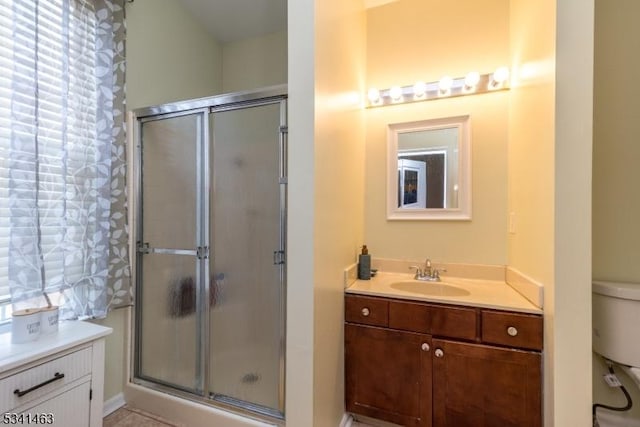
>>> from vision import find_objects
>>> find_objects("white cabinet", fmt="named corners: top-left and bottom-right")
top-left (0, 321), bottom-right (112, 427)
top-left (25, 382), bottom-right (91, 427)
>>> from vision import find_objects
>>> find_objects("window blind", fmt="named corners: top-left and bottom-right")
top-left (0, 0), bottom-right (99, 316)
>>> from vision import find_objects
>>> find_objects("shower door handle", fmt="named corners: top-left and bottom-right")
top-left (197, 246), bottom-right (210, 260)
top-left (273, 250), bottom-right (285, 265)
top-left (137, 242), bottom-right (151, 254)
top-left (137, 242), bottom-right (198, 256)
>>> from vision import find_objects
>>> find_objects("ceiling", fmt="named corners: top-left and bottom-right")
top-left (176, 0), bottom-right (287, 44)
top-left (175, 0), bottom-right (399, 44)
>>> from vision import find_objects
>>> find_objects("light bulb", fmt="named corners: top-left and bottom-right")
top-left (413, 81), bottom-right (427, 98)
top-left (464, 71), bottom-right (480, 88)
top-left (389, 86), bottom-right (403, 101)
top-left (438, 76), bottom-right (453, 92)
top-left (367, 88), bottom-right (380, 103)
top-left (492, 67), bottom-right (510, 85)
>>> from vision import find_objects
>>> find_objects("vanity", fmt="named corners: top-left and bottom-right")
top-left (345, 271), bottom-right (542, 427)
top-left (0, 321), bottom-right (112, 427)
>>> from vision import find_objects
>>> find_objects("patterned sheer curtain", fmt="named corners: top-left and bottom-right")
top-left (2, 0), bottom-right (131, 320)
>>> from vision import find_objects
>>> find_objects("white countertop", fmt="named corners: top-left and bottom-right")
top-left (0, 321), bottom-right (113, 374)
top-left (346, 272), bottom-right (542, 314)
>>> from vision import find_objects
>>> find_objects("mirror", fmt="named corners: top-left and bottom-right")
top-left (387, 115), bottom-right (471, 220)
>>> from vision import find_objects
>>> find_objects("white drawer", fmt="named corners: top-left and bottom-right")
top-left (0, 347), bottom-right (92, 413)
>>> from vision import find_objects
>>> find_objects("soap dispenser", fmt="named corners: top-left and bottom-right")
top-left (358, 245), bottom-right (371, 280)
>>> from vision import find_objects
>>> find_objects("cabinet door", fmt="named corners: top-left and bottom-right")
top-left (345, 324), bottom-right (432, 427)
top-left (432, 339), bottom-right (541, 427)
top-left (23, 381), bottom-right (91, 427)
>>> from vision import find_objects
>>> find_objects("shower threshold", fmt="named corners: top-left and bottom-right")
top-left (130, 377), bottom-right (284, 427)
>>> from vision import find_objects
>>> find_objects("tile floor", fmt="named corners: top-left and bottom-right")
top-left (104, 407), bottom-right (378, 427)
top-left (103, 406), bottom-right (183, 427)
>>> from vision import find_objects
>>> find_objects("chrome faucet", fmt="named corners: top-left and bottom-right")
top-left (409, 258), bottom-right (446, 281)
top-left (424, 258), bottom-right (433, 277)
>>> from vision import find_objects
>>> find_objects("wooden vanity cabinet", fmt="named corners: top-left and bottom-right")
top-left (345, 325), bottom-right (432, 426)
top-left (345, 294), bottom-right (542, 427)
top-left (432, 339), bottom-right (541, 427)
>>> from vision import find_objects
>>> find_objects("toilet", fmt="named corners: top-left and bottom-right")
top-left (593, 280), bottom-right (640, 387)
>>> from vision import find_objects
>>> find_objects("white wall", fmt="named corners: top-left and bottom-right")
top-left (593, 0), bottom-right (640, 423)
top-left (553, 0), bottom-right (594, 425)
top-left (285, 0), bottom-right (316, 423)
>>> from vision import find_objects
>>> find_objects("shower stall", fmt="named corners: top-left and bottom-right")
top-left (131, 86), bottom-right (287, 423)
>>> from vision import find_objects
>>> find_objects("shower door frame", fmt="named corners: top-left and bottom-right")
top-left (130, 85), bottom-right (288, 423)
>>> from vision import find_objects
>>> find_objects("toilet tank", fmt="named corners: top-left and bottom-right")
top-left (593, 280), bottom-right (640, 367)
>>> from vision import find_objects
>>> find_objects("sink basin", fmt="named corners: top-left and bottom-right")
top-left (390, 281), bottom-right (471, 297)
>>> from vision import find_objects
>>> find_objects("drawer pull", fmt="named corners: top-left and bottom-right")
top-left (435, 348), bottom-right (444, 358)
top-left (14, 372), bottom-right (65, 397)
top-left (507, 326), bottom-right (518, 337)
top-left (421, 343), bottom-right (430, 352)
top-left (361, 308), bottom-right (370, 317)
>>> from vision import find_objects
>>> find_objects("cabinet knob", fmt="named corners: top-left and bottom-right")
top-left (361, 307), bottom-right (370, 317)
top-left (435, 348), bottom-right (444, 358)
top-left (421, 343), bottom-right (430, 352)
top-left (507, 326), bottom-right (518, 337)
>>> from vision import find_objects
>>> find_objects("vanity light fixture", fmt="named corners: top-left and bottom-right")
top-left (490, 66), bottom-right (510, 88)
top-left (368, 87), bottom-right (381, 104)
top-left (389, 86), bottom-right (403, 102)
top-left (366, 68), bottom-right (510, 108)
top-left (438, 76), bottom-right (453, 96)
top-left (413, 81), bottom-right (427, 99)
top-left (464, 71), bottom-right (480, 90)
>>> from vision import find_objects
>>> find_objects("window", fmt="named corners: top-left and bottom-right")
top-left (0, 0), bottom-right (102, 322)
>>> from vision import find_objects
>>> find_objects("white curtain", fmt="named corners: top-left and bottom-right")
top-left (4, 0), bottom-right (130, 319)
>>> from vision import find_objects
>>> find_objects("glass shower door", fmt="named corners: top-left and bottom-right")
top-left (208, 101), bottom-right (285, 417)
top-left (136, 111), bottom-right (209, 394)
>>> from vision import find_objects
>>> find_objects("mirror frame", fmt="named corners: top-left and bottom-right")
top-left (387, 115), bottom-right (471, 220)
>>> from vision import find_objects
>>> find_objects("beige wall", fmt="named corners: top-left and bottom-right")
top-left (507, 0), bottom-right (557, 422)
top-left (593, 0), bottom-right (640, 423)
top-left (508, 1), bottom-right (556, 287)
top-left (125, 0), bottom-right (222, 110)
top-left (593, 0), bottom-right (640, 283)
top-left (364, 0), bottom-right (510, 265)
top-left (92, 308), bottom-right (128, 401)
top-left (509, 0), bottom-right (595, 425)
top-left (222, 31), bottom-right (287, 93)
top-left (313, 2), bottom-right (367, 425)
top-left (286, 0), bottom-right (367, 425)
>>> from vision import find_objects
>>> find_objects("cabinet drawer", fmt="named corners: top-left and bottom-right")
top-left (0, 347), bottom-right (93, 413)
top-left (389, 300), bottom-right (478, 341)
top-left (482, 311), bottom-right (543, 351)
top-left (346, 295), bottom-right (389, 327)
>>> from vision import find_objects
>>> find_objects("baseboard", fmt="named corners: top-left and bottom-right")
top-left (103, 392), bottom-right (126, 417)
top-left (339, 413), bottom-right (354, 427)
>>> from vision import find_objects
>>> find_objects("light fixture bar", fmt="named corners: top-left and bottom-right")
top-left (367, 70), bottom-right (509, 108)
